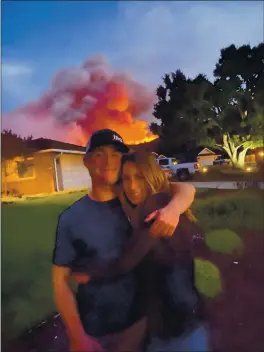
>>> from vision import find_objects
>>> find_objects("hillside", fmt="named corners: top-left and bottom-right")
top-left (128, 138), bottom-right (161, 154)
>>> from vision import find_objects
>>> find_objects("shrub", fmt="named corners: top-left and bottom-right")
top-left (194, 258), bottom-right (222, 299)
top-left (205, 229), bottom-right (244, 255)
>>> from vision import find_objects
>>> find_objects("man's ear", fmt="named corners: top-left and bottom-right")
top-left (83, 154), bottom-right (90, 169)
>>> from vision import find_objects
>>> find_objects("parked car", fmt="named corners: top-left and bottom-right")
top-left (156, 156), bottom-right (200, 181)
top-left (163, 168), bottom-right (173, 179)
top-left (213, 157), bottom-right (231, 165)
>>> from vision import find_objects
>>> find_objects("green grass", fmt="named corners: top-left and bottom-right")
top-left (194, 259), bottom-right (223, 299)
top-left (191, 190), bottom-right (264, 232)
top-left (2, 190), bottom-right (87, 339)
top-left (2, 188), bottom-right (264, 339)
top-left (205, 229), bottom-right (244, 255)
top-left (194, 188), bottom-right (209, 195)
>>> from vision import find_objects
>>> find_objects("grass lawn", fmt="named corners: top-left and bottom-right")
top-left (192, 189), bottom-right (264, 232)
top-left (2, 190), bottom-right (88, 339)
top-left (2, 188), bottom-right (264, 340)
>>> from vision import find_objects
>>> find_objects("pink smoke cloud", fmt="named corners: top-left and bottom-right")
top-left (3, 55), bottom-right (157, 145)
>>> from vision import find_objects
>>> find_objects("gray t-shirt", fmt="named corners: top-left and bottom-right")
top-left (52, 195), bottom-right (144, 337)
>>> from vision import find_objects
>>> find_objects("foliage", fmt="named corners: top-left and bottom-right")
top-left (1, 129), bottom-right (34, 160)
top-left (151, 43), bottom-right (264, 167)
top-left (205, 229), bottom-right (244, 255)
top-left (194, 258), bottom-right (222, 299)
top-left (1, 130), bottom-right (35, 195)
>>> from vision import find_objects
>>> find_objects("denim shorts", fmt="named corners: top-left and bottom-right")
top-left (147, 324), bottom-right (210, 352)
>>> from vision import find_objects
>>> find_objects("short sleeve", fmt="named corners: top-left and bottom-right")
top-left (52, 212), bottom-right (76, 267)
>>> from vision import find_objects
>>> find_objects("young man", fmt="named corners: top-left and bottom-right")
top-left (52, 129), bottom-right (196, 352)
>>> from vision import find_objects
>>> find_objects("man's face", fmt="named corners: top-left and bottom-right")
top-left (86, 145), bottom-right (122, 185)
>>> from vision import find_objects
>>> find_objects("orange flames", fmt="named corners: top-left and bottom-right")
top-left (74, 79), bottom-right (158, 146)
top-left (3, 56), bottom-right (158, 146)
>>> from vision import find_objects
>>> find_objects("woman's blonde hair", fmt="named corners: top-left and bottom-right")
top-left (121, 151), bottom-right (170, 195)
top-left (121, 151), bottom-right (197, 222)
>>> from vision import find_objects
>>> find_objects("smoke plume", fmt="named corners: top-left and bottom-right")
top-left (4, 55), bottom-right (157, 145)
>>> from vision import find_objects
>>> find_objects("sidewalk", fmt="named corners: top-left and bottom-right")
top-left (177, 181), bottom-right (264, 190)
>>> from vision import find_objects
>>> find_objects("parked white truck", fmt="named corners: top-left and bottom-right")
top-left (156, 156), bottom-right (201, 181)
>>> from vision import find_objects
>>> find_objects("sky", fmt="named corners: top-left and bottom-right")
top-left (2, 0), bottom-right (263, 140)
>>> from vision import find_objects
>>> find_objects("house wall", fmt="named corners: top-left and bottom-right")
top-left (3, 152), bottom-right (56, 196)
top-left (245, 154), bottom-right (256, 163)
top-left (197, 154), bottom-right (219, 166)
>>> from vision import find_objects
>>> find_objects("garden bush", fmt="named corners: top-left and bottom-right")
top-left (194, 258), bottom-right (222, 299)
top-left (205, 229), bottom-right (244, 255)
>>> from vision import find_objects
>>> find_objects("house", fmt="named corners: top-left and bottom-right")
top-left (169, 147), bottom-right (222, 164)
top-left (2, 138), bottom-right (91, 196)
top-left (196, 148), bottom-right (222, 166)
top-left (244, 148), bottom-right (264, 164)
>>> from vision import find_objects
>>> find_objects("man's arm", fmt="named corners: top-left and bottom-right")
top-left (52, 213), bottom-right (102, 351)
top-left (168, 182), bottom-right (196, 213)
top-left (53, 265), bottom-right (86, 342)
top-left (53, 266), bottom-right (102, 351)
top-left (145, 183), bottom-right (196, 237)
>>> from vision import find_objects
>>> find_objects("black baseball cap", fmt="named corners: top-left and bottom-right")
top-left (85, 129), bottom-right (129, 154)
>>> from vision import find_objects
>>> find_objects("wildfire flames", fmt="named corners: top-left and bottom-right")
top-left (7, 56), bottom-right (158, 146)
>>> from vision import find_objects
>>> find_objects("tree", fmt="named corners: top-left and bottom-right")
top-left (1, 130), bottom-right (33, 195)
top-left (151, 43), bottom-right (264, 168)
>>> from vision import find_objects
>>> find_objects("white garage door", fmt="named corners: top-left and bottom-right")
top-left (197, 156), bottom-right (216, 166)
top-left (199, 159), bottom-right (214, 166)
top-left (60, 154), bottom-right (92, 190)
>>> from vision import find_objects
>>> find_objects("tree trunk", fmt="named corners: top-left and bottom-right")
top-left (222, 134), bottom-right (238, 167)
top-left (222, 134), bottom-right (250, 169)
top-left (236, 148), bottom-right (250, 169)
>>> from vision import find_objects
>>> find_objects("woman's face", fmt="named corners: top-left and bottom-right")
top-left (122, 161), bottom-right (148, 205)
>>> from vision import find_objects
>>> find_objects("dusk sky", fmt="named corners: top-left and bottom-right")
top-left (2, 1), bottom-right (263, 141)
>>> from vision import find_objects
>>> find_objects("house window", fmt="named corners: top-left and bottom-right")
top-left (16, 159), bottom-right (35, 179)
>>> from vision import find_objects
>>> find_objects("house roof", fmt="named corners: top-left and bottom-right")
top-left (26, 138), bottom-right (86, 152)
top-left (198, 147), bottom-right (216, 156)
top-left (27, 137), bottom-right (163, 155)
top-left (36, 149), bottom-right (85, 155)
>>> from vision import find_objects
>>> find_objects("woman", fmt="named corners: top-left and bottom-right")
top-left (71, 151), bottom-right (210, 351)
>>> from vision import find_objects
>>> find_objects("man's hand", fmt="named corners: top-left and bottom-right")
top-left (145, 204), bottom-right (180, 237)
top-left (70, 333), bottom-right (104, 351)
top-left (144, 182), bottom-right (196, 237)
